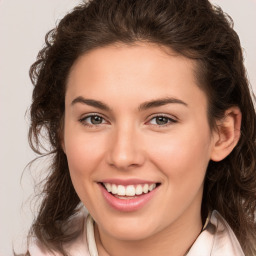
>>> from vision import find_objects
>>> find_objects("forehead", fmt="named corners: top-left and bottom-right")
top-left (69, 42), bottom-right (195, 73)
top-left (66, 43), bottom-right (207, 110)
top-left (68, 42), bottom-right (197, 81)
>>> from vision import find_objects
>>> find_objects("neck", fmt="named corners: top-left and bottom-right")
top-left (94, 208), bottom-right (202, 256)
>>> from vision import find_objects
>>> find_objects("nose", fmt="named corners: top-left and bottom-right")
top-left (106, 125), bottom-right (145, 170)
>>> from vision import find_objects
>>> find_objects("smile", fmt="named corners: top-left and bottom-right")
top-left (103, 183), bottom-right (157, 197)
top-left (99, 181), bottom-right (160, 212)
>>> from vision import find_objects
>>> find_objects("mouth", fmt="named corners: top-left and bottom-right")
top-left (98, 178), bottom-right (161, 211)
top-left (99, 182), bottom-right (161, 199)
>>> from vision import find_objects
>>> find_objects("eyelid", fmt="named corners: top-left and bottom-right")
top-left (79, 113), bottom-right (109, 126)
top-left (146, 113), bottom-right (178, 126)
top-left (78, 112), bottom-right (178, 127)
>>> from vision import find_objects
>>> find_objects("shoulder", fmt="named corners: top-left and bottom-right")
top-left (187, 210), bottom-right (245, 256)
top-left (29, 240), bottom-right (58, 256)
top-left (29, 209), bottom-right (91, 256)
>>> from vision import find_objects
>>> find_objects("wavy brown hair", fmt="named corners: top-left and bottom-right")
top-left (25, 0), bottom-right (256, 255)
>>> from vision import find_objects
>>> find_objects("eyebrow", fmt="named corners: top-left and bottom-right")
top-left (138, 97), bottom-right (188, 111)
top-left (71, 96), bottom-right (111, 111)
top-left (71, 96), bottom-right (188, 111)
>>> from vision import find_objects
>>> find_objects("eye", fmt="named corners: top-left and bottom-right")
top-left (148, 115), bottom-right (177, 126)
top-left (79, 114), bottom-right (108, 126)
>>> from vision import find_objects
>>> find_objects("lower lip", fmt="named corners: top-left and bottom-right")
top-left (99, 184), bottom-right (159, 212)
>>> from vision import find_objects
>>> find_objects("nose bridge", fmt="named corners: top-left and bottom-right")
top-left (107, 121), bottom-right (145, 169)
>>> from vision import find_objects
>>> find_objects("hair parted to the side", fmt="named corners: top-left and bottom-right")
top-left (26, 0), bottom-right (256, 255)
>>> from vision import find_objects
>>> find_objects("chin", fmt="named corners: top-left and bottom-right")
top-left (99, 214), bottom-right (161, 241)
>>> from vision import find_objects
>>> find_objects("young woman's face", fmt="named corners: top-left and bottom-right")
top-left (64, 43), bottom-right (216, 242)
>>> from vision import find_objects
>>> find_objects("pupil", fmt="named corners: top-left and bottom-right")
top-left (91, 116), bottom-right (102, 124)
top-left (156, 116), bottom-right (168, 125)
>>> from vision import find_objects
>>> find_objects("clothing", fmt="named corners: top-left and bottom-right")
top-left (29, 210), bottom-right (245, 256)
top-left (186, 211), bottom-right (245, 256)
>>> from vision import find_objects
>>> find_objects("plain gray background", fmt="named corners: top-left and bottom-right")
top-left (0, 0), bottom-right (255, 255)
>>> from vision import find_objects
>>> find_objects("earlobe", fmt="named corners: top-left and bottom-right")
top-left (210, 107), bottom-right (242, 162)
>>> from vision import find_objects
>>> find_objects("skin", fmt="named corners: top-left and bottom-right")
top-left (63, 43), bottom-right (241, 256)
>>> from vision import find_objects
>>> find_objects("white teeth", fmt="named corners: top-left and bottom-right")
top-left (106, 183), bottom-right (112, 192)
top-left (135, 185), bottom-right (143, 195)
top-left (149, 183), bottom-right (156, 191)
top-left (103, 183), bottom-right (157, 196)
top-left (143, 184), bottom-right (149, 193)
top-left (126, 185), bottom-right (136, 196)
top-left (117, 185), bottom-right (126, 196)
top-left (112, 184), bottom-right (118, 194)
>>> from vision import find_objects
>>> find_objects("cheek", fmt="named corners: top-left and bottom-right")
top-left (64, 127), bottom-right (106, 190)
top-left (145, 125), bottom-right (212, 221)
top-left (147, 124), bottom-right (212, 184)
top-left (63, 131), bottom-right (109, 213)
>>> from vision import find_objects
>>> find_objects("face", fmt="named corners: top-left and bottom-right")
top-left (63, 43), bottom-right (216, 242)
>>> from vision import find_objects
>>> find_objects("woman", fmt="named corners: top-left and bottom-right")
top-left (26, 0), bottom-right (256, 255)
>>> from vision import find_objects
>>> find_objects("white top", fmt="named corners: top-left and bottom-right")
top-left (29, 210), bottom-right (245, 256)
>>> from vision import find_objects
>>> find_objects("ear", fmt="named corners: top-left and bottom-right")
top-left (210, 107), bottom-right (242, 162)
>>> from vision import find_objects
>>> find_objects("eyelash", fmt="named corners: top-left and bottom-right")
top-left (79, 113), bottom-right (177, 128)
top-left (147, 114), bottom-right (178, 127)
top-left (79, 113), bottom-right (107, 128)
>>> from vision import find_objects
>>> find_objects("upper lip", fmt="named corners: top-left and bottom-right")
top-left (99, 178), bottom-right (160, 186)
